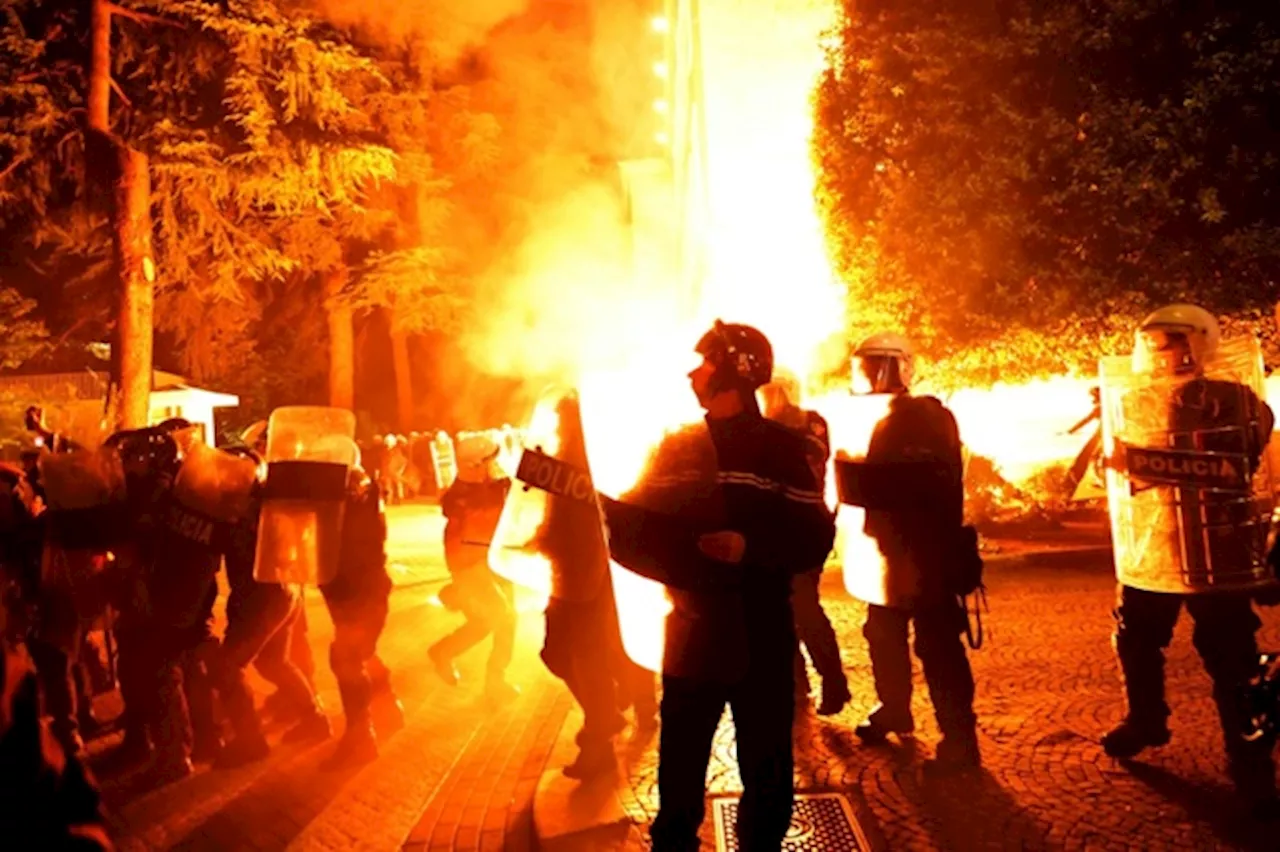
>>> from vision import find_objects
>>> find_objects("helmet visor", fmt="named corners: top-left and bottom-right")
top-left (852, 354), bottom-right (903, 394)
top-left (1134, 327), bottom-right (1194, 374)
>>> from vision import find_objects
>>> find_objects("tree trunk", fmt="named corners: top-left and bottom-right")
top-left (89, 0), bottom-right (155, 430)
top-left (113, 146), bottom-right (155, 430)
top-left (389, 310), bottom-right (414, 432)
top-left (327, 271), bottom-right (355, 411)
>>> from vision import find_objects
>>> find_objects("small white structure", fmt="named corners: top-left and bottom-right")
top-left (0, 358), bottom-right (239, 449)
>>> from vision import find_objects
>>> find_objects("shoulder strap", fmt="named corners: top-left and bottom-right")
top-left (962, 585), bottom-right (988, 650)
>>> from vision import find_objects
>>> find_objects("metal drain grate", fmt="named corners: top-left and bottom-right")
top-left (712, 792), bottom-right (870, 852)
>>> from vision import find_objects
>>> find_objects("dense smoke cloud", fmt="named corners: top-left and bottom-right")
top-left (309, 0), bottom-right (665, 423)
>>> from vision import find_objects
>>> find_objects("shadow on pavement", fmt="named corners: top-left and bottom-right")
top-left (1124, 760), bottom-right (1274, 852)
top-left (813, 723), bottom-right (1047, 850)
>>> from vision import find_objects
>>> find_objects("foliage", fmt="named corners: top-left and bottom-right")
top-left (0, 287), bottom-right (47, 370)
top-left (0, 0), bottom-right (489, 397)
top-left (815, 0), bottom-right (1280, 384)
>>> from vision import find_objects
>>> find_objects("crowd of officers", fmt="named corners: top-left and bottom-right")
top-left (3, 303), bottom-right (1279, 851)
top-left (433, 308), bottom-right (1278, 852)
top-left (0, 413), bottom-right (403, 848)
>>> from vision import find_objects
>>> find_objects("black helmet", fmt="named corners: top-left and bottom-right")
top-left (695, 320), bottom-right (774, 392)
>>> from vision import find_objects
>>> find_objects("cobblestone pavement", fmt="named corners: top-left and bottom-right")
top-left (609, 550), bottom-right (1280, 852)
top-left (85, 504), bottom-right (568, 852)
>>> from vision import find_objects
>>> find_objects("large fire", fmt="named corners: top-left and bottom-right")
top-left (486, 0), bottom-right (1128, 671)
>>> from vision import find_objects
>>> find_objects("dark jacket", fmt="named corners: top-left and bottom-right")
top-left (441, 478), bottom-right (510, 575)
top-left (321, 471), bottom-right (392, 606)
top-left (603, 412), bottom-right (835, 683)
top-left (862, 394), bottom-right (964, 604)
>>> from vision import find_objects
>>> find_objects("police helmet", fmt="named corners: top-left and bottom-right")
top-left (695, 320), bottom-right (774, 394)
top-left (1135, 304), bottom-right (1220, 375)
top-left (854, 331), bottom-right (915, 393)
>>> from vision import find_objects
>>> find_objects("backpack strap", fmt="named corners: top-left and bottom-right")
top-left (962, 585), bottom-right (988, 650)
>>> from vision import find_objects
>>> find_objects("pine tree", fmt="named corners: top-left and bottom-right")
top-left (1, 0), bottom-right (400, 405)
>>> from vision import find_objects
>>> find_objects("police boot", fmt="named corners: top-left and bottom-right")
top-left (1101, 718), bottom-right (1171, 759)
top-left (562, 739), bottom-right (614, 780)
top-left (214, 734), bottom-right (270, 770)
top-left (428, 644), bottom-right (459, 687)
top-left (321, 722), bottom-right (378, 771)
top-left (372, 690), bottom-right (406, 735)
top-left (924, 731), bottom-right (981, 773)
top-left (189, 726), bottom-right (224, 765)
top-left (855, 704), bottom-right (914, 744)
top-left (283, 707), bottom-right (332, 744)
top-left (146, 751), bottom-right (195, 787)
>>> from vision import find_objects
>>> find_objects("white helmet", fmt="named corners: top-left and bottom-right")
top-left (455, 434), bottom-right (502, 483)
top-left (1135, 303), bottom-right (1220, 374)
top-left (853, 331), bottom-right (915, 392)
top-left (758, 366), bottom-right (802, 418)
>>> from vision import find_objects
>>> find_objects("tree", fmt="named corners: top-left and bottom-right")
top-left (1, 0), bottom-right (398, 409)
top-left (814, 0), bottom-right (1280, 384)
top-left (0, 288), bottom-right (47, 369)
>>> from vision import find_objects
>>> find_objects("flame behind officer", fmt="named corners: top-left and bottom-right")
top-left (850, 332), bottom-right (980, 770)
top-left (1100, 304), bottom-right (1277, 815)
top-left (601, 321), bottom-right (835, 851)
top-left (759, 369), bottom-right (851, 717)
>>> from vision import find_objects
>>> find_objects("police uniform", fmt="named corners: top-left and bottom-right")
top-left (213, 490), bottom-right (328, 768)
top-left (859, 393), bottom-right (978, 763)
top-left (319, 469), bottom-right (399, 768)
top-left (429, 477), bottom-right (516, 688)
top-left (1107, 377), bottom-right (1276, 794)
top-left (769, 404), bottom-right (850, 712)
top-left (604, 412), bottom-right (834, 850)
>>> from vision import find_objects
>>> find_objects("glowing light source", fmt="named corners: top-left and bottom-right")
top-left (653, 99), bottom-right (669, 114)
top-left (655, 131), bottom-right (670, 146)
top-left (653, 60), bottom-right (669, 79)
top-left (651, 15), bottom-right (669, 33)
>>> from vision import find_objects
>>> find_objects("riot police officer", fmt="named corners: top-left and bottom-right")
top-left (319, 462), bottom-right (403, 770)
top-left (602, 321), bottom-right (835, 851)
top-left (759, 369), bottom-right (851, 716)
top-left (849, 332), bottom-right (980, 770)
top-left (1099, 305), bottom-right (1277, 813)
top-left (428, 434), bottom-right (518, 702)
top-left (214, 447), bottom-right (330, 769)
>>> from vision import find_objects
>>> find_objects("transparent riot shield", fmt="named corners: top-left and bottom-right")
top-left (38, 446), bottom-right (128, 551)
top-left (254, 406), bottom-right (357, 585)
top-left (1101, 336), bottom-right (1277, 594)
top-left (430, 432), bottom-right (457, 492)
top-left (173, 439), bottom-right (258, 524)
top-left (825, 393), bottom-right (902, 606)
top-left (598, 421), bottom-right (722, 675)
top-left (490, 389), bottom-right (610, 605)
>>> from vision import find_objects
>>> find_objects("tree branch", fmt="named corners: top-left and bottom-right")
top-left (0, 154), bottom-right (31, 185)
top-left (103, 2), bottom-right (183, 28)
top-left (109, 77), bottom-right (133, 109)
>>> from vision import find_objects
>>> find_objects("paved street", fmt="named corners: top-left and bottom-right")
top-left (569, 547), bottom-right (1280, 852)
top-left (88, 503), bottom-right (571, 852)
top-left (91, 507), bottom-right (1280, 851)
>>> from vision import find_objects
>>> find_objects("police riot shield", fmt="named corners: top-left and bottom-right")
top-left (490, 388), bottom-right (610, 605)
top-left (173, 438), bottom-right (258, 524)
top-left (254, 406), bottom-right (357, 586)
top-left (430, 432), bottom-right (457, 492)
top-left (38, 446), bottom-right (128, 551)
top-left (826, 393), bottom-right (906, 606)
top-left (1101, 336), bottom-right (1277, 594)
